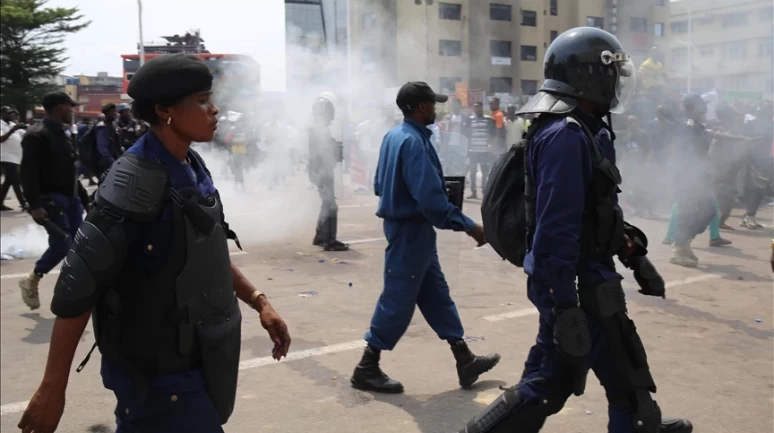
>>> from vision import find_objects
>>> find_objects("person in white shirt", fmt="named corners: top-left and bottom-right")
top-left (0, 106), bottom-right (27, 210)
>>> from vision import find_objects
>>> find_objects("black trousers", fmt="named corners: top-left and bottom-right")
top-left (1, 161), bottom-right (25, 207)
top-left (313, 175), bottom-right (338, 242)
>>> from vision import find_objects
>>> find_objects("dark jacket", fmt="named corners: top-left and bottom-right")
top-left (20, 118), bottom-right (89, 210)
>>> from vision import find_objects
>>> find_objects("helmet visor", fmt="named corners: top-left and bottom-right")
top-left (611, 56), bottom-right (636, 114)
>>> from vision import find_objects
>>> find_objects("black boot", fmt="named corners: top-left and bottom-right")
top-left (350, 346), bottom-right (404, 394)
top-left (323, 240), bottom-right (349, 251)
top-left (312, 236), bottom-right (325, 247)
top-left (660, 418), bottom-right (693, 433)
top-left (450, 340), bottom-right (501, 388)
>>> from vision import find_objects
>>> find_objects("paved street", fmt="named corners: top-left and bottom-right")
top-left (1, 173), bottom-right (772, 433)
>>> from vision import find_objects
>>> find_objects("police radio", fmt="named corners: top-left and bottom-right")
top-left (444, 176), bottom-right (465, 210)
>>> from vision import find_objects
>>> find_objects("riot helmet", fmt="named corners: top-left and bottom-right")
top-left (540, 27), bottom-right (635, 114)
top-left (312, 96), bottom-right (335, 125)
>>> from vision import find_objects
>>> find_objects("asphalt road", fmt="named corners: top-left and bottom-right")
top-left (1, 174), bottom-right (772, 433)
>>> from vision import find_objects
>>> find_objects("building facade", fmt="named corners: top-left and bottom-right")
top-left (348, 0), bottom-right (670, 102)
top-left (668, 0), bottom-right (773, 99)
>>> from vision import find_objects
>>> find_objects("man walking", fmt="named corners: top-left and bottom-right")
top-left (18, 91), bottom-right (90, 310)
top-left (350, 82), bottom-right (500, 394)
top-left (1, 106), bottom-right (27, 210)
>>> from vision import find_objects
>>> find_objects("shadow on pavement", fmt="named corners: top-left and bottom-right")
top-left (371, 380), bottom-right (506, 433)
top-left (20, 313), bottom-right (54, 345)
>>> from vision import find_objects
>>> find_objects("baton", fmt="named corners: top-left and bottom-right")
top-left (42, 219), bottom-right (71, 243)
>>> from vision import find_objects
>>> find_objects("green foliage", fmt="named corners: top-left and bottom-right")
top-left (0, 0), bottom-right (89, 118)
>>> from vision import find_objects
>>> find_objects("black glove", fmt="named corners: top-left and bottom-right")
top-left (628, 255), bottom-right (666, 298)
top-left (553, 307), bottom-right (592, 396)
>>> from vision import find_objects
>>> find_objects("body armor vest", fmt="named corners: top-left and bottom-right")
top-left (94, 187), bottom-right (241, 424)
top-left (525, 114), bottom-right (625, 259)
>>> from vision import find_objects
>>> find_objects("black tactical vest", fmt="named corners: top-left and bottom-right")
top-left (525, 114), bottom-right (625, 259)
top-left (94, 187), bottom-right (241, 423)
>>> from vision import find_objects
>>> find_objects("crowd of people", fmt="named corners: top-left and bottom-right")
top-left (0, 27), bottom-right (770, 433)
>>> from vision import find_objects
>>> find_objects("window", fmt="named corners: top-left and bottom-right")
top-left (491, 40), bottom-right (512, 58)
top-left (586, 16), bottom-right (604, 29)
top-left (125, 72), bottom-right (135, 81)
top-left (439, 39), bottom-right (462, 56)
top-left (439, 77), bottom-right (462, 94)
top-left (490, 4), bottom-right (511, 21)
top-left (439, 3), bottom-right (462, 20)
top-left (361, 46), bottom-right (376, 64)
top-left (550, 0), bottom-right (557, 16)
top-left (630, 17), bottom-right (647, 33)
top-left (699, 45), bottom-right (714, 58)
top-left (671, 20), bottom-right (688, 34)
top-left (759, 38), bottom-right (773, 57)
top-left (520, 45), bottom-right (538, 61)
top-left (521, 80), bottom-right (538, 95)
top-left (761, 6), bottom-right (774, 23)
top-left (697, 16), bottom-right (714, 26)
top-left (550, 30), bottom-right (558, 42)
top-left (721, 41), bottom-right (747, 61)
top-left (490, 77), bottom-right (513, 94)
top-left (721, 12), bottom-right (748, 27)
top-left (361, 12), bottom-right (376, 30)
top-left (521, 10), bottom-right (537, 27)
top-left (653, 22), bottom-right (663, 37)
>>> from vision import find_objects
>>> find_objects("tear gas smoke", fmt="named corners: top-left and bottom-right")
top-left (0, 224), bottom-right (49, 259)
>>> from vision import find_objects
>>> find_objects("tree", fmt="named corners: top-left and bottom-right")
top-left (0, 0), bottom-right (89, 119)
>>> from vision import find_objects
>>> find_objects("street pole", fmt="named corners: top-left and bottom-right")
top-left (687, 0), bottom-right (692, 93)
top-left (138, 0), bottom-right (145, 66)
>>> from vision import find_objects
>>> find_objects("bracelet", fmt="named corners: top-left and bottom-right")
top-left (249, 291), bottom-right (264, 309)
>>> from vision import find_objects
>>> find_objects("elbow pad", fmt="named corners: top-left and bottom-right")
top-left (52, 219), bottom-right (128, 318)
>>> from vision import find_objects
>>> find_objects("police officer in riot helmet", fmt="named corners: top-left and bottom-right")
top-left (309, 95), bottom-right (349, 251)
top-left (18, 54), bottom-right (291, 433)
top-left (459, 27), bottom-right (693, 433)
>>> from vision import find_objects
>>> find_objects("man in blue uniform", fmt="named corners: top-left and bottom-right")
top-left (18, 54), bottom-right (291, 433)
top-left (350, 81), bottom-right (500, 394)
top-left (95, 103), bottom-right (120, 177)
top-left (459, 28), bottom-right (693, 433)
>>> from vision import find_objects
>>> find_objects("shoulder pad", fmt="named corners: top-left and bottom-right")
top-left (516, 91), bottom-right (577, 116)
top-left (566, 117), bottom-right (581, 127)
top-left (96, 154), bottom-right (169, 222)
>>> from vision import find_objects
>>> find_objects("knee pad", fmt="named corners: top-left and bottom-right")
top-left (459, 382), bottom-right (569, 433)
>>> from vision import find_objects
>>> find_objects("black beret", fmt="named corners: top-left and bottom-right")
top-left (127, 54), bottom-right (213, 102)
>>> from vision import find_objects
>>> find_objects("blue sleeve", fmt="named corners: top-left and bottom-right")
top-left (95, 127), bottom-right (114, 163)
top-left (400, 136), bottom-right (476, 232)
top-left (530, 125), bottom-right (592, 307)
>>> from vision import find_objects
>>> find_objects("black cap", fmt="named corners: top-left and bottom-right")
top-left (101, 103), bottom-right (117, 114)
top-left (128, 54), bottom-right (213, 102)
top-left (396, 81), bottom-right (448, 112)
top-left (42, 91), bottom-right (79, 111)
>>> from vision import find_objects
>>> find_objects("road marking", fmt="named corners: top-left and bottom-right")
top-left (482, 274), bottom-right (722, 323)
top-left (0, 339), bottom-right (366, 417)
top-left (664, 274), bottom-right (721, 288)
top-left (344, 237), bottom-right (384, 245)
top-left (239, 340), bottom-right (364, 370)
top-left (0, 400), bottom-right (28, 416)
top-left (483, 308), bottom-right (537, 322)
top-left (0, 250), bottom-right (248, 280)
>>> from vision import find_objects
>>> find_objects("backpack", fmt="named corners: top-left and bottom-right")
top-left (77, 126), bottom-right (99, 172)
top-left (480, 115), bottom-right (597, 267)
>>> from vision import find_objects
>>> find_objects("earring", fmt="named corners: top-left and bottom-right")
top-left (167, 117), bottom-right (172, 125)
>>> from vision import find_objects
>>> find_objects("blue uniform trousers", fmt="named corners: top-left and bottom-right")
top-left (365, 219), bottom-right (465, 350)
top-left (111, 370), bottom-right (223, 433)
top-left (33, 193), bottom-right (83, 275)
top-left (518, 277), bottom-right (636, 433)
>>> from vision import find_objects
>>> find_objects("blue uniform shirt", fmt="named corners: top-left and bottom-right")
top-left (374, 119), bottom-right (475, 232)
top-left (95, 121), bottom-right (115, 164)
top-left (101, 131), bottom-right (217, 397)
top-left (523, 117), bottom-right (622, 306)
